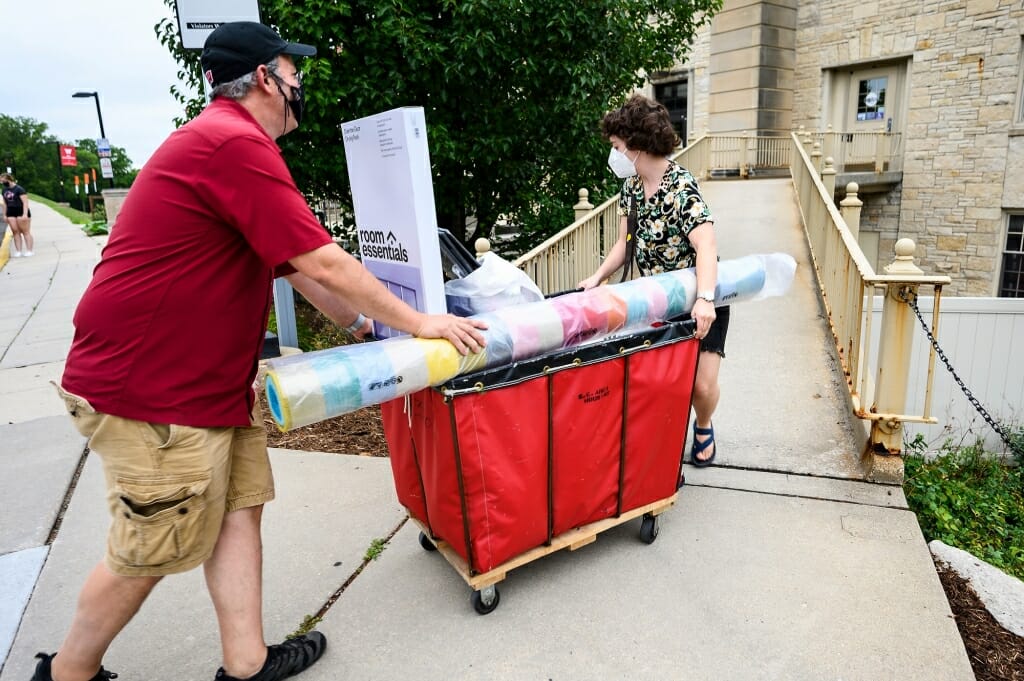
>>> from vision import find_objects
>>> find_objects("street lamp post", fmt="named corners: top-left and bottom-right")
top-left (72, 91), bottom-right (114, 188)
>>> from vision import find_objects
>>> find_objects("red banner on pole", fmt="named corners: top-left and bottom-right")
top-left (59, 145), bottom-right (77, 167)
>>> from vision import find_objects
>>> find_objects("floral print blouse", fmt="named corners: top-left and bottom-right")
top-left (617, 160), bottom-right (713, 275)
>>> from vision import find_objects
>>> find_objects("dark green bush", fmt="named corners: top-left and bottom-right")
top-left (81, 221), bottom-right (109, 236)
top-left (904, 433), bottom-right (1024, 580)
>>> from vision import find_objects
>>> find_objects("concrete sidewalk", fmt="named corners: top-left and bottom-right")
top-left (0, 193), bottom-right (974, 680)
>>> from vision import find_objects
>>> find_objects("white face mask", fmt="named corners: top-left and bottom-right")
top-left (607, 147), bottom-right (639, 178)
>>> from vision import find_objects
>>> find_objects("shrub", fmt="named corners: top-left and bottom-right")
top-left (904, 434), bottom-right (1024, 580)
top-left (81, 221), bottom-right (109, 237)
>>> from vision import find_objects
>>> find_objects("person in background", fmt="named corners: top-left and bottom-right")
top-left (578, 94), bottom-right (727, 470)
top-left (32, 21), bottom-right (485, 681)
top-left (2, 173), bottom-right (33, 257)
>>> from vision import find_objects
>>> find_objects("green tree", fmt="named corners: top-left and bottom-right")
top-left (157, 0), bottom-right (720, 252)
top-left (0, 114), bottom-right (61, 199)
top-left (0, 114), bottom-right (137, 201)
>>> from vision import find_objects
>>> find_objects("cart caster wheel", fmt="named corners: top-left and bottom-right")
top-left (418, 531), bottom-right (438, 552)
top-left (471, 585), bottom-right (500, 615)
top-left (639, 513), bottom-right (659, 544)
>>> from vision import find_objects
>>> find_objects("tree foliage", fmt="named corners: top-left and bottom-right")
top-left (0, 114), bottom-right (136, 201)
top-left (157, 0), bottom-right (720, 251)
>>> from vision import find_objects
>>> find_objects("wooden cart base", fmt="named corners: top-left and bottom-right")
top-left (412, 492), bottom-right (678, 614)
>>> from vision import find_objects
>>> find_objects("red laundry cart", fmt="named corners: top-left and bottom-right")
top-left (381, 318), bottom-right (699, 614)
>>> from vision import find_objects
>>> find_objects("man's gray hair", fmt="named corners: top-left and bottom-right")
top-left (210, 59), bottom-right (280, 100)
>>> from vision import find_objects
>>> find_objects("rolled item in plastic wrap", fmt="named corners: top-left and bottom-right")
top-left (265, 252), bottom-right (796, 430)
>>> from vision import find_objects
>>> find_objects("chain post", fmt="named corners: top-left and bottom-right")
top-left (865, 240), bottom-right (922, 482)
top-left (907, 295), bottom-right (1024, 460)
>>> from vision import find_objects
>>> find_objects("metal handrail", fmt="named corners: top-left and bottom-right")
top-left (789, 132), bottom-right (948, 429)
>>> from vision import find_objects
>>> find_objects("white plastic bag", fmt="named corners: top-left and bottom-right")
top-left (445, 251), bottom-right (545, 316)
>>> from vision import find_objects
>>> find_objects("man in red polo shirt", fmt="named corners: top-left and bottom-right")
top-left (35, 21), bottom-right (485, 681)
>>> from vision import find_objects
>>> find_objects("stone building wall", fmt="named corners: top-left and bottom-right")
top-left (791, 0), bottom-right (1024, 295)
top-left (647, 6), bottom-right (715, 140)
top-left (859, 187), bottom-right (904, 271)
top-left (688, 16), bottom-right (714, 138)
top-left (676, 0), bottom-right (1023, 295)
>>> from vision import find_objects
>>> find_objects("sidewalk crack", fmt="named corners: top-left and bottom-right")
top-left (308, 515), bottom-right (409, 623)
top-left (46, 444), bottom-right (90, 544)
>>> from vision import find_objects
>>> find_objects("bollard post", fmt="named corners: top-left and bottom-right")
top-left (821, 157), bottom-right (837, 199)
top-left (741, 130), bottom-right (749, 178)
top-left (475, 237), bottom-right (491, 260)
top-left (704, 127), bottom-right (712, 179)
top-left (874, 131), bottom-right (887, 173)
top-left (865, 238), bottom-right (922, 482)
top-left (573, 188), bottom-right (594, 221)
top-left (811, 141), bottom-right (823, 174)
top-left (840, 182), bottom-right (862, 240)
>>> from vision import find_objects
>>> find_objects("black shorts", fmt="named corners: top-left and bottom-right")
top-left (700, 305), bottom-right (730, 357)
top-left (5, 207), bottom-right (29, 218)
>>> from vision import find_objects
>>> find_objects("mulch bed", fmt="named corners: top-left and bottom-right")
top-left (259, 392), bottom-right (389, 457)
top-left (935, 560), bottom-right (1024, 681)
top-left (260, 397), bottom-right (1024, 679)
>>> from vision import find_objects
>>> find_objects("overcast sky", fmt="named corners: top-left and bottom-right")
top-left (3, 0), bottom-right (189, 169)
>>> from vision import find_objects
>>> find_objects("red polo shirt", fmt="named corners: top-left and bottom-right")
top-left (62, 98), bottom-right (332, 427)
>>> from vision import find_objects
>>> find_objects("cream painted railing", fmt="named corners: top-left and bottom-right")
top-left (790, 132), bottom-right (948, 480)
top-left (798, 129), bottom-right (903, 174)
top-left (512, 137), bottom-right (712, 293)
top-left (706, 134), bottom-right (791, 177)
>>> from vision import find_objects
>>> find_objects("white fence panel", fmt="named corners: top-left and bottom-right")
top-left (870, 297), bottom-right (1024, 452)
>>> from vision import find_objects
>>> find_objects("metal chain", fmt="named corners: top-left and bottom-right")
top-left (907, 293), bottom-right (1022, 457)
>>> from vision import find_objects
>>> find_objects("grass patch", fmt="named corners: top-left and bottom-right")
top-left (364, 538), bottom-right (387, 561)
top-left (287, 614), bottom-right (322, 640)
top-left (904, 433), bottom-right (1024, 581)
top-left (29, 194), bottom-right (93, 225)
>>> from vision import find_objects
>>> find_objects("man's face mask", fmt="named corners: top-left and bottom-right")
top-left (607, 147), bottom-right (638, 178)
top-left (271, 72), bottom-right (305, 128)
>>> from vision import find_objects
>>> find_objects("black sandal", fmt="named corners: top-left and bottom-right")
top-left (691, 423), bottom-right (717, 467)
top-left (215, 631), bottom-right (327, 681)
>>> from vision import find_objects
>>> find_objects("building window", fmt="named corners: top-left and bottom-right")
top-left (654, 79), bottom-right (688, 144)
top-left (1000, 214), bottom-right (1024, 297)
top-left (856, 77), bottom-right (887, 121)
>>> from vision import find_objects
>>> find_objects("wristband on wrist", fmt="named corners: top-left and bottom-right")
top-left (346, 313), bottom-right (367, 333)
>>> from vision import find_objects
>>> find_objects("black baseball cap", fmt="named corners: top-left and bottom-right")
top-left (201, 21), bottom-right (316, 87)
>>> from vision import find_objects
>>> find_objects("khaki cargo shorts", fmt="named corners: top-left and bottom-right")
top-left (54, 384), bottom-right (275, 577)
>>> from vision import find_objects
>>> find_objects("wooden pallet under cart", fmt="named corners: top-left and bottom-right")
top-left (412, 493), bottom-right (678, 614)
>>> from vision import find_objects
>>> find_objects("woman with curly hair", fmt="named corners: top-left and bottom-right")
top-left (579, 94), bottom-right (728, 468)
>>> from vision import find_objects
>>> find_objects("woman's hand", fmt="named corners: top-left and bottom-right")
top-left (691, 298), bottom-right (717, 339)
top-left (577, 273), bottom-right (604, 291)
top-left (415, 314), bottom-right (488, 355)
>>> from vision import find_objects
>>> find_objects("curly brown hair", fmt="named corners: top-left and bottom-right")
top-left (601, 94), bottom-right (680, 156)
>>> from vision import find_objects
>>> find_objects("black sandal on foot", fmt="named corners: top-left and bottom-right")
top-left (215, 631), bottom-right (327, 681)
top-left (691, 423), bottom-right (717, 467)
top-left (31, 653), bottom-right (118, 681)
